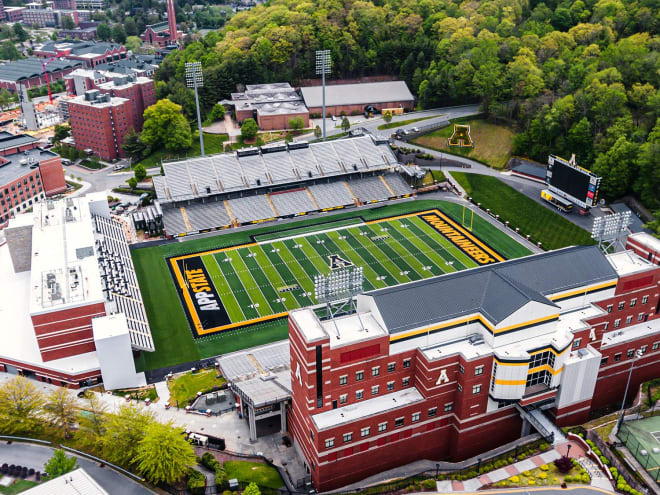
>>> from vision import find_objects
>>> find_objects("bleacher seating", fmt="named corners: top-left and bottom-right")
top-left (238, 152), bottom-right (269, 187)
top-left (162, 208), bottom-right (188, 235)
top-left (186, 157), bottom-right (221, 196)
top-left (185, 202), bottom-right (232, 231)
top-left (289, 146), bottom-right (321, 178)
top-left (384, 174), bottom-right (412, 196)
top-left (354, 136), bottom-right (394, 167)
top-left (211, 154), bottom-right (245, 190)
top-left (347, 176), bottom-right (393, 202)
top-left (308, 182), bottom-right (355, 209)
top-left (152, 176), bottom-right (170, 201)
top-left (269, 189), bottom-right (318, 216)
top-left (227, 196), bottom-right (276, 223)
top-left (309, 142), bottom-right (344, 174)
top-left (262, 152), bottom-right (298, 182)
top-left (332, 139), bottom-right (367, 172)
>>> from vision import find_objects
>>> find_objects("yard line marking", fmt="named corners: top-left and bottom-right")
top-left (230, 249), bottom-right (276, 316)
top-left (246, 245), bottom-right (299, 311)
top-left (202, 254), bottom-right (246, 322)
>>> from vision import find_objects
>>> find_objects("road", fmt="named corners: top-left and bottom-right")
top-left (0, 442), bottom-right (154, 494)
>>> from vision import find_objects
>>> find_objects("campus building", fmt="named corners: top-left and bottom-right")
top-left (287, 239), bottom-right (660, 490)
top-left (68, 89), bottom-right (134, 160)
top-left (0, 132), bottom-right (66, 229)
top-left (22, 5), bottom-right (79, 27)
top-left (0, 192), bottom-right (153, 389)
top-left (0, 57), bottom-right (83, 93)
top-left (140, 0), bottom-right (181, 47)
top-left (35, 40), bottom-right (128, 69)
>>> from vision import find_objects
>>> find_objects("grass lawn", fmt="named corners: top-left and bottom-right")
top-left (377, 115), bottom-right (435, 130)
top-left (421, 169), bottom-right (446, 186)
top-left (223, 461), bottom-right (284, 489)
top-left (0, 480), bottom-right (39, 494)
top-left (78, 159), bottom-right (106, 170)
top-left (451, 172), bottom-right (595, 250)
top-left (168, 368), bottom-right (226, 406)
top-left (498, 462), bottom-right (589, 487)
top-left (411, 117), bottom-right (515, 169)
top-left (134, 133), bottom-right (229, 169)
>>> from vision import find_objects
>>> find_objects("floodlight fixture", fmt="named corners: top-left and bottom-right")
top-left (185, 61), bottom-right (205, 156)
top-left (591, 211), bottom-right (632, 253)
top-left (315, 50), bottom-right (331, 141)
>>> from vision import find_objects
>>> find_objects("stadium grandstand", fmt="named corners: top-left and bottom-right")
top-left (152, 135), bottom-right (415, 237)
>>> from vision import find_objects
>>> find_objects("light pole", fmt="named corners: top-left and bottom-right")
top-left (315, 50), bottom-right (331, 141)
top-left (185, 61), bottom-right (205, 156)
top-left (617, 349), bottom-right (643, 429)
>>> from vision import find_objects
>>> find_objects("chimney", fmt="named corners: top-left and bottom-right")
top-left (166, 0), bottom-right (177, 44)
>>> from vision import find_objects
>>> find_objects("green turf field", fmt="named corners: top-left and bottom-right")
top-left (132, 200), bottom-right (532, 371)
top-left (619, 416), bottom-right (660, 481)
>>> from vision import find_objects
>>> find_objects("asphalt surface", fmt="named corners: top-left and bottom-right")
top-left (0, 442), bottom-right (155, 494)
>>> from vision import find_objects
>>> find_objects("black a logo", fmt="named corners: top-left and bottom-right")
top-left (328, 254), bottom-right (353, 269)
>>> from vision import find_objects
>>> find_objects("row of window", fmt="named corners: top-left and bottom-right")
top-left (340, 377), bottom-right (412, 402)
top-left (339, 359), bottom-right (411, 385)
top-left (600, 342), bottom-right (658, 366)
top-left (606, 296), bottom-right (650, 313)
top-left (612, 313), bottom-right (648, 328)
top-left (458, 364), bottom-right (485, 375)
top-left (323, 405), bottom-right (454, 448)
top-left (2, 174), bottom-right (39, 197)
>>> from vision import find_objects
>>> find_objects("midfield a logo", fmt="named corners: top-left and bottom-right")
top-left (448, 124), bottom-right (474, 148)
top-left (328, 254), bottom-right (353, 269)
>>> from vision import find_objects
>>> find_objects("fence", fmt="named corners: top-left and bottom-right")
top-left (618, 423), bottom-right (660, 483)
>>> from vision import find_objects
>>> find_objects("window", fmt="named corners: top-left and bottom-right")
top-left (387, 381), bottom-right (394, 391)
top-left (356, 390), bottom-right (363, 400)
top-left (614, 319), bottom-right (621, 328)
top-left (606, 304), bottom-right (613, 313)
top-left (653, 342), bottom-right (659, 351)
top-left (395, 417), bottom-right (404, 427)
top-left (355, 371), bottom-right (364, 381)
top-left (526, 370), bottom-right (551, 388)
top-left (339, 394), bottom-right (347, 404)
top-left (604, 322), bottom-right (609, 331)
top-left (387, 362), bottom-right (395, 373)
top-left (638, 313), bottom-right (645, 322)
top-left (472, 384), bottom-right (482, 394)
top-left (310, 431), bottom-right (314, 441)
top-left (444, 403), bottom-right (453, 412)
top-left (361, 427), bottom-right (370, 438)
top-left (630, 298), bottom-right (637, 307)
top-left (618, 301), bottom-right (625, 310)
top-left (343, 433), bottom-right (352, 443)
top-left (428, 407), bottom-right (437, 418)
top-left (325, 438), bottom-right (334, 448)
top-left (378, 422), bottom-right (387, 432)
top-left (640, 345), bottom-right (647, 354)
top-left (457, 384), bottom-right (463, 392)
top-left (403, 358), bottom-right (411, 369)
top-left (402, 377), bottom-right (410, 387)
top-left (626, 316), bottom-right (633, 325)
top-left (627, 349), bottom-right (635, 358)
top-left (642, 295), bottom-right (649, 304)
top-left (458, 364), bottom-right (464, 374)
top-left (412, 412), bottom-right (420, 422)
top-left (600, 357), bottom-right (608, 366)
top-left (339, 375), bottom-right (347, 385)
top-left (372, 366), bottom-right (380, 377)
top-left (475, 365), bottom-right (484, 376)
top-left (573, 338), bottom-right (582, 349)
top-left (614, 353), bottom-right (622, 362)
top-left (371, 385), bottom-right (379, 396)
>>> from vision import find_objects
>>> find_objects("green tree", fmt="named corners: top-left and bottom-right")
top-left (209, 103), bottom-right (225, 121)
top-left (53, 124), bottom-right (71, 143)
top-left (124, 17), bottom-right (137, 37)
top-left (241, 118), bottom-right (258, 140)
top-left (142, 99), bottom-right (192, 152)
top-left (341, 117), bottom-right (350, 132)
top-left (44, 388), bottom-right (78, 439)
top-left (0, 376), bottom-right (44, 435)
top-left (122, 128), bottom-right (147, 162)
top-left (0, 88), bottom-right (11, 109)
top-left (0, 41), bottom-right (21, 61)
top-left (125, 36), bottom-right (142, 53)
top-left (289, 117), bottom-right (304, 132)
top-left (135, 421), bottom-right (196, 484)
top-left (634, 119), bottom-right (660, 209)
top-left (127, 177), bottom-right (138, 189)
top-left (44, 449), bottom-right (77, 479)
top-left (134, 163), bottom-right (147, 182)
top-left (62, 15), bottom-right (75, 30)
top-left (472, 62), bottom-right (503, 116)
top-left (13, 23), bottom-right (28, 42)
top-left (243, 482), bottom-right (261, 495)
top-left (112, 24), bottom-right (126, 44)
top-left (96, 23), bottom-right (111, 41)
top-left (314, 125), bottom-right (322, 138)
top-left (383, 111), bottom-right (392, 123)
top-left (592, 136), bottom-right (638, 199)
top-left (101, 405), bottom-right (155, 467)
top-left (76, 391), bottom-right (107, 452)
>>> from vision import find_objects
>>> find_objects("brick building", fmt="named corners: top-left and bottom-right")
top-left (22, 6), bottom-right (79, 27)
top-left (68, 89), bottom-right (134, 160)
top-left (3, 6), bottom-right (25, 21)
top-left (0, 131), bottom-right (66, 229)
top-left (35, 40), bottom-right (127, 69)
top-left (287, 242), bottom-right (660, 491)
top-left (0, 58), bottom-right (82, 93)
top-left (140, 0), bottom-right (181, 47)
top-left (627, 232), bottom-right (660, 265)
top-left (0, 193), bottom-right (154, 389)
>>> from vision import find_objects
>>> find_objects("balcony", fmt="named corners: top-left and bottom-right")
top-left (519, 383), bottom-right (558, 407)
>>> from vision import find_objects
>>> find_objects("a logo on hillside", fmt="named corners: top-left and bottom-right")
top-left (328, 254), bottom-right (353, 269)
top-left (448, 124), bottom-right (474, 148)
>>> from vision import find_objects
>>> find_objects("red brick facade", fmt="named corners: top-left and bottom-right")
top-left (307, 100), bottom-right (413, 117)
top-left (39, 155), bottom-right (67, 196)
top-left (98, 79), bottom-right (156, 131)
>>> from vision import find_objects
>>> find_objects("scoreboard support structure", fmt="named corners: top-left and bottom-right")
top-left (546, 154), bottom-right (602, 216)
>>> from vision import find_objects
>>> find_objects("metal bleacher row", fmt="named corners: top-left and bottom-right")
top-left (162, 173), bottom-right (413, 236)
top-left (152, 135), bottom-right (396, 204)
top-left (93, 215), bottom-right (155, 351)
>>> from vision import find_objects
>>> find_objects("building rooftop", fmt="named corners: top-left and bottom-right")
top-left (601, 317), bottom-right (660, 348)
top-left (312, 387), bottom-right (424, 430)
top-left (628, 232), bottom-right (660, 253)
top-left (0, 148), bottom-right (58, 187)
top-left (0, 58), bottom-right (82, 83)
top-left (363, 246), bottom-right (618, 335)
top-left (38, 40), bottom-right (124, 57)
top-left (145, 21), bottom-right (169, 33)
top-left (69, 91), bottom-right (129, 108)
top-left (23, 468), bottom-right (108, 495)
top-left (299, 81), bottom-right (414, 108)
top-left (218, 340), bottom-right (290, 382)
top-left (322, 312), bottom-right (388, 348)
top-left (222, 82), bottom-right (305, 113)
top-left (421, 334), bottom-right (492, 362)
top-left (607, 250), bottom-right (656, 276)
top-left (257, 100), bottom-right (308, 116)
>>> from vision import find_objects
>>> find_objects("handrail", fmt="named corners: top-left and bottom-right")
top-left (60, 446), bottom-right (145, 482)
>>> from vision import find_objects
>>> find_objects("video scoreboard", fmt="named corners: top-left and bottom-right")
top-left (546, 155), bottom-right (601, 209)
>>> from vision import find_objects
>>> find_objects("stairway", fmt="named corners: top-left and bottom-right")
top-left (527, 407), bottom-right (567, 446)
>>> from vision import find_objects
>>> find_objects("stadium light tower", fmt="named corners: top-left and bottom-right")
top-left (315, 50), bottom-right (331, 141)
top-left (314, 266), bottom-right (364, 338)
top-left (591, 211), bottom-right (632, 253)
top-left (185, 61), bottom-right (205, 156)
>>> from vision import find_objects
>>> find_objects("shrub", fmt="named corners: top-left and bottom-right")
top-left (600, 455), bottom-right (610, 465)
top-left (553, 477), bottom-right (559, 484)
top-left (529, 480), bottom-right (535, 485)
top-left (539, 473), bottom-right (548, 480)
top-left (187, 469), bottom-right (206, 495)
top-left (510, 476), bottom-right (520, 483)
top-left (540, 464), bottom-right (550, 471)
top-left (518, 454), bottom-right (526, 460)
top-left (215, 467), bottom-right (228, 488)
top-left (581, 474), bottom-right (590, 483)
top-left (539, 442), bottom-right (549, 451)
top-left (564, 476), bottom-right (572, 483)
top-left (508, 457), bottom-right (514, 464)
top-left (422, 479), bottom-right (436, 489)
top-left (201, 452), bottom-right (220, 470)
top-left (405, 484), bottom-right (415, 492)
top-left (523, 471), bottom-right (531, 477)
top-left (554, 456), bottom-right (573, 473)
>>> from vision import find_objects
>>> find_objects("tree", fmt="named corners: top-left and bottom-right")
top-left (124, 17), bottom-right (137, 37)
top-left (0, 376), bottom-right (45, 435)
top-left (134, 163), bottom-right (147, 183)
top-left (96, 23), bottom-right (111, 41)
top-left (241, 118), bottom-right (258, 140)
top-left (44, 449), bottom-right (77, 479)
top-left (122, 128), bottom-right (147, 162)
top-left (62, 15), bottom-right (75, 30)
top-left (44, 388), bottom-right (78, 439)
top-left (383, 111), bottom-right (392, 123)
top-left (209, 103), bottom-right (225, 122)
top-left (13, 23), bottom-right (28, 42)
top-left (0, 41), bottom-right (20, 61)
top-left (53, 124), bottom-right (70, 143)
top-left (76, 391), bottom-right (107, 452)
top-left (314, 125), bottom-right (322, 138)
top-left (289, 117), bottom-right (304, 132)
top-left (135, 421), bottom-right (196, 485)
top-left (101, 404), bottom-right (155, 467)
top-left (0, 88), bottom-right (12, 110)
top-left (243, 482), bottom-right (261, 495)
top-left (111, 24), bottom-right (126, 44)
top-left (127, 177), bottom-right (138, 189)
top-left (141, 99), bottom-right (192, 152)
top-left (125, 36), bottom-right (142, 53)
top-left (472, 62), bottom-right (503, 116)
top-left (341, 117), bottom-right (350, 132)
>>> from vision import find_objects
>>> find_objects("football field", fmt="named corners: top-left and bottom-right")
top-left (169, 208), bottom-right (506, 337)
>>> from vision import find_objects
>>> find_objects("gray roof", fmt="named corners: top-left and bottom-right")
top-left (300, 81), bottom-right (414, 108)
top-left (0, 131), bottom-right (38, 151)
top-left (367, 245), bottom-right (617, 334)
top-left (511, 161), bottom-right (546, 179)
top-left (0, 58), bottom-right (82, 82)
top-left (0, 148), bottom-right (58, 186)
